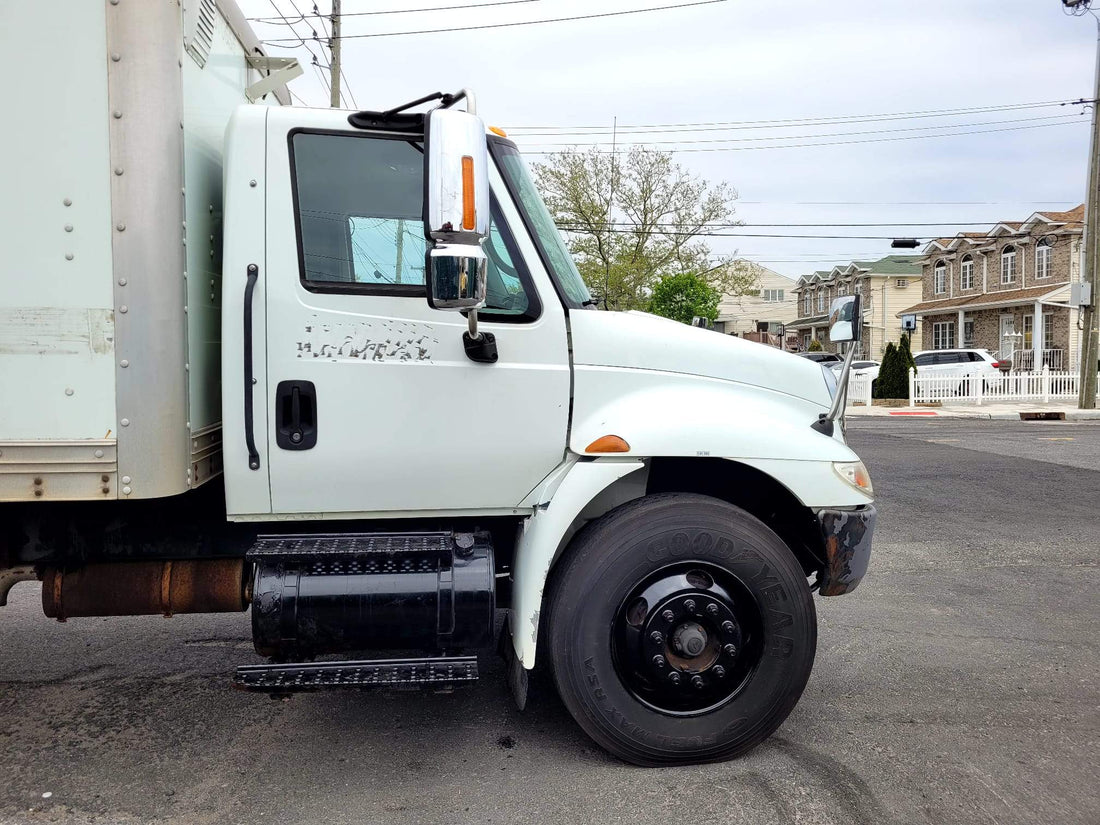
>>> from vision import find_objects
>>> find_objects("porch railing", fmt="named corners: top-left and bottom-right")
top-left (1011, 349), bottom-right (1065, 371)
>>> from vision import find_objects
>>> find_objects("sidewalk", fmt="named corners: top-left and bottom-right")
top-left (846, 401), bottom-right (1100, 421)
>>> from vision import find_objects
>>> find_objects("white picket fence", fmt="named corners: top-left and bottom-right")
top-left (908, 367), bottom-right (1093, 406)
top-left (844, 367), bottom-right (1096, 407)
top-left (847, 373), bottom-right (874, 406)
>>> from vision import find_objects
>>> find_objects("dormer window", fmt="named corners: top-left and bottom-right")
top-left (933, 261), bottom-right (946, 295)
top-left (961, 255), bottom-right (974, 290)
top-left (1001, 246), bottom-right (1017, 284)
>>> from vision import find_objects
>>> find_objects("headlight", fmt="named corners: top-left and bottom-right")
top-left (833, 461), bottom-right (873, 496)
top-left (821, 364), bottom-right (838, 400)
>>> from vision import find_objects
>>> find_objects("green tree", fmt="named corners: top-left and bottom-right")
top-left (532, 146), bottom-right (747, 311)
top-left (808, 339), bottom-right (823, 352)
top-left (874, 341), bottom-right (915, 399)
top-left (647, 272), bottom-right (720, 325)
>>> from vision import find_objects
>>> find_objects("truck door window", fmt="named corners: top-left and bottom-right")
top-left (290, 130), bottom-right (538, 320)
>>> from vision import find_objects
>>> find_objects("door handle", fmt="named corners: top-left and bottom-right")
top-left (243, 263), bottom-right (261, 470)
top-left (275, 380), bottom-right (318, 450)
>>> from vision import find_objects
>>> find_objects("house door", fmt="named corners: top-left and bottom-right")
top-left (999, 315), bottom-right (1016, 359)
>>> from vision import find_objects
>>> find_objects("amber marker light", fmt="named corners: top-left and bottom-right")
top-left (461, 155), bottom-right (476, 230)
top-left (488, 126), bottom-right (508, 137)
top-left (585, 435), bottom-right (631, 453)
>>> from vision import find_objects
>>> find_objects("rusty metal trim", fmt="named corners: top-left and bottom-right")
top-left (816, 504), bottom-right (876, 597)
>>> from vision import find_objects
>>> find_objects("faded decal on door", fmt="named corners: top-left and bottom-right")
top-left (296, 318), bottom-right (439, 362)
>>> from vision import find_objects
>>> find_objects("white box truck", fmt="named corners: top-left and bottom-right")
top-left (0, 0), bottom-right (876, 765)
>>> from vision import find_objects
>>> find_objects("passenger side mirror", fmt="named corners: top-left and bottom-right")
top-left (424, 106), bottom-right (490, 314)
top-left (828, 295), bottom-right (862, 343)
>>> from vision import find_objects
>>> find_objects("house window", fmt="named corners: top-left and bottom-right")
top-left (761, 289), bottom-right (784, 302)
top-left (803, 292), bottom-right (811, 315)
top-left (1044, 313), bottom-right (1055, 350)
top-left (817, 291), bottom-right (825, 312)
top-left (838, 283), bottom-right (848, 296)
top-left (1023, 315), bottom-right (1033, 350)
top-left (933, 262), bottom-right (946, 294)
top-left (1001, 246), bottom-right (1017, 284)
top-left (933, 321), bottom-right (955, 349)
top-left (961, 256), bottom-right (975, 290)
top-left (1035, 239), bottom-right (1052, 279)
top-left (963, 319), bottom-right (974, 347)
top-left (803, 333), bottom-right (812, 350)
top-left (896, 278), bottom-right (908, 289)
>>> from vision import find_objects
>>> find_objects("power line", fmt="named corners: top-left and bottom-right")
top-left (519, 114), bottom-right (1086, 148)
top-left (554, 227), bottom-right (1013, 240)
top-left (250, 0), bottom-right (540, 22)
top-left (262, 0), bottom-right (726, 42)
top-left (505, 99), bottom-right (1093, 135)
top-left (524, 120), bottom-right (1087, 154)
top-left (589, 220), bottom-right (1082, 228)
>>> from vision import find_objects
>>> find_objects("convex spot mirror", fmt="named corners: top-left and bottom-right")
top-left (828, 294), bottom-right (862, 343)
top-left (424, 107), bottom-right (490, 311)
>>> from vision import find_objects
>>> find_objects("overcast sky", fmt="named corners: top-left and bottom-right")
top-left (243, 0), bottom-right (1098, 280)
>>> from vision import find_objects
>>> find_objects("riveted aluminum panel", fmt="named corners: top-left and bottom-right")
top-left (105, 0), bottom-right (191, 500)
top-left (0, 1), bottom-right (117, 449)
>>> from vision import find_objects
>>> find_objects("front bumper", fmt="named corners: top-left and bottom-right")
top-left (815, 504), bottom-right (876, 596)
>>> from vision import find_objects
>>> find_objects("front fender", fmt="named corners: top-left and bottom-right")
top-left (570, 365), bottom-right (858, 464)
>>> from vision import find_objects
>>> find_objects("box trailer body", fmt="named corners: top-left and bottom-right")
top-left (0, 7), bottom-right (878, 767)
top-left (0, 0), bottom-right (291, 502)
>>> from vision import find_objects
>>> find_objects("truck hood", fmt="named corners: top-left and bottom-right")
top-left (569, 310), bottom-right (832, 408)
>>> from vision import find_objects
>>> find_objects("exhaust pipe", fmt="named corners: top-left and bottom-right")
top-left (42, 559), bottom-right (248, 620)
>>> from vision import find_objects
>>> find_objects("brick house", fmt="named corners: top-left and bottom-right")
top-left (788, 255), bottom-right (923, 357)
top-left (898, 205), bottom-right (1084, 370)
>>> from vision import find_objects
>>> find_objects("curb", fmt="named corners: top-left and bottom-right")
top-left (847, 408), bottom-right (1100, 421)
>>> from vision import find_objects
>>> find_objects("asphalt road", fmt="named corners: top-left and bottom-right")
top-left (2, 420), bottom-right (1098, 825)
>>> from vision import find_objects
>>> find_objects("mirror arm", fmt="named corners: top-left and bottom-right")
top-left (467, 308), bottom-right (480, 340)
top-left (825, 343), bottom-right (857, 423)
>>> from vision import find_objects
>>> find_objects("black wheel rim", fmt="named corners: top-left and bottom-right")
top-left (611, 561), bottom-right (765, 717)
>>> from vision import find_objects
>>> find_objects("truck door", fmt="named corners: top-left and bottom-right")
top-left (261, 111), bottom-right (570, 515)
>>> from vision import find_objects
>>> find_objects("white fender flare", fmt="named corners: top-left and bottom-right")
top-left (510, 459), bottom-right (645, 669)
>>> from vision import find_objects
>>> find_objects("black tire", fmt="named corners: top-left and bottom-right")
top-left (545, 493), bottom-right (816, 766)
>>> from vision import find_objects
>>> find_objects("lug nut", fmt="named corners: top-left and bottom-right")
top-left (652, 655), bottom-right (666, 669)
top-left (650, 631), bottom-right (664, 644)
top-left (661, 609), bottom-right (675, 622)
top-left (691, 675), bottom-right (705, 690)
top-left (713, 665), bottom-right (726, 679)
top-left (723, 643), bottom-right (738, 656)
top-left (721, 621), bottom-right (736, 634)
top-left (684, 599), bottom-right (696, 612)
top-left (706, 603), bottom-right (720, 616)
top-left (668, 671), bottom-right (681, 685)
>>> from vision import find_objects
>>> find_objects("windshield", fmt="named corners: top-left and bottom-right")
top-left (491, 141), bottom-right (593, 309)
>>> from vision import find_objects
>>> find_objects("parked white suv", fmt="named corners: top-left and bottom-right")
top-left (913, 348), bottom-right (1003, 377)
top-left (912, 348), bottom-right (1003, 396)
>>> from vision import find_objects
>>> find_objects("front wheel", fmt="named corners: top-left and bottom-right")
top-left (545, 493), bottom-right (817, 766)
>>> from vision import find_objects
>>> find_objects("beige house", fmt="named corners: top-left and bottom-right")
top-left (898, 205), bottom-right (1084, 370)
top-left (714, 262), bottom-right (797, 339)
top-left (789, 255), bottom-right (924, 357)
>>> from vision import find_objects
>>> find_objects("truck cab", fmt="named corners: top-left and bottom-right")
top-left (0, 0), bottom-right (875, 766)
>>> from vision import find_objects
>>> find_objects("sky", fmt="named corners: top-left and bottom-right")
top-left (240, 0), bottom-right (1099, 281)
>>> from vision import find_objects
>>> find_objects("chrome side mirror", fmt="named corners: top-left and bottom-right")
top-left (828, 295), bottom-right (862, 343)
top-left (424, 105), bottom-right (490, 318)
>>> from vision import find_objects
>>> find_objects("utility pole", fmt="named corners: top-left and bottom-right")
top-left (1067, 0), bottom-right (1100, 407)
top-left (329, 0), bottom-right (342, 108)
top-left (395, 219), bottom-right (405, 284)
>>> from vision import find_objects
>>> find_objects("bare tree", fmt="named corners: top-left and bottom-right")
top-left (533, 147), bottom-right (751, 311)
